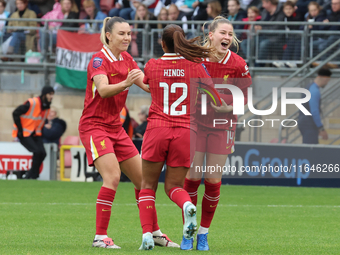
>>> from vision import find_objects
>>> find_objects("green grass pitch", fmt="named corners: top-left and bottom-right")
top-left (0, 180), bottom-right (339, 254)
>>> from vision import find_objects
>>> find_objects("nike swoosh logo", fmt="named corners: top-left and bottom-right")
top-left (102, 209), bottom-right (111, 212)
top-left (210, 205), bottom-right (217, 208)
top-left (111, 73), bottom-right (118, 76)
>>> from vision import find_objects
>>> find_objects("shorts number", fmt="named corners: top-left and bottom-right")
top-left (160, 82), bottom-right (188, 116)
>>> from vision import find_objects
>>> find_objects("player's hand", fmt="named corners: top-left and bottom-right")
top-left (125, 69), bottom-right (143, 87)
top-left (210, 98), bottom-right (233, 113)
top-left (320, 130), bottom-right (328, 140)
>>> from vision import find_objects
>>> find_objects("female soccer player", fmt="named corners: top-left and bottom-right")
top-left (78, 17), bottom-right (177, 249)
top-left (138, 24), bottom-right (215, 250)
top-left (183, 16), bottom-right (252, 250)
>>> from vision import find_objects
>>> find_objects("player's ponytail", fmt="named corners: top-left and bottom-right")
top-left (162, 24), bottom-right (214, 63)
top-left (100, 16), bottom-right (128, 48)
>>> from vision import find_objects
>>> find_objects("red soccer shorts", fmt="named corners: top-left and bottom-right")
top-left (142, 127), bottom-right (197, 168)
top-left (196, 126), bottom-right (235, 155)
top-left (79, 127), bottom-right (139, 166)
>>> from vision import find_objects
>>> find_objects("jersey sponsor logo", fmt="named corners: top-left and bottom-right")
top-left (201, 63), bottom-right (211, 77)
top-left (93, 57), bottom-right (103, 69)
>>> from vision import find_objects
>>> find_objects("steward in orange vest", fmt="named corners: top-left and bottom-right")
top-left (12, 86), bottom-right (55, 179)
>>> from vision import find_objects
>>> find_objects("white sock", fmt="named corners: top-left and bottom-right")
top-left (152, 229), bottom-right (163, 236)
top-left (95, 234), bottom-right (108, 240)
top-left (183, 201), bottom-right (192, 211)
top-left (197, 226), bottom-right (209, 235)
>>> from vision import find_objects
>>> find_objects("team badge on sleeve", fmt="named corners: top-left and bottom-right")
top-left (93, 57), bottom-right (103, 69)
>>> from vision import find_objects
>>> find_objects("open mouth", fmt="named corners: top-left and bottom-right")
top-left (221, 42), bottom-right (229, 49)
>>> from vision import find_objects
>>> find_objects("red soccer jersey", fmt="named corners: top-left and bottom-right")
top-left (79, 45), bottom-right (139, 133)
top-left (198, 50), bottom-right (252, 131)
top-left (143, 53), bottom-right (213, 131)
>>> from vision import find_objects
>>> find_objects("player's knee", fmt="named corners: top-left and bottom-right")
top-left (205, 178), bottom-right (221, 184)
top-left (103, 172), bottom-right (121, 190)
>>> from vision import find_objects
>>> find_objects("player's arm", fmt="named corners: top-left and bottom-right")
top-left (12, 101), bottom-right (30, 137)
top-left (210, 99), bottom-right (233, 113)
top-left (93, 69), bottom-right (143, 98)
top-left (134, 71), bottom-right (150, 93)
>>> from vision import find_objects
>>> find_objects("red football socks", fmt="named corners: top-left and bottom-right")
top-left (183, 178), bottom-right (201, 206)
top-left (200, 180), bottom-right (221, 228)
top-left (168, 187), bottom-right (192, 209)
top-left (139, 189), bottom-right (155, 234)
top-left (96, 186), bottom-right (116, 235)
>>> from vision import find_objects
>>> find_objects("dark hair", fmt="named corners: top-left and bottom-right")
top-left (262, 0), bottom-right (279, 6)
top-left (16, 0), bottom-right (28, 5)
top-left (100, 17), bottom-right (128, 47)
top-left (0, 0), bottom-right (7, 8)
top-left (318, 68), bottom-right (332, 77)
top-left (283, 1), bottom-right (295, 8)
top-left (162, 24), bottom-right (213, 63)
top-left (229, 0), bottom-right (240, 5)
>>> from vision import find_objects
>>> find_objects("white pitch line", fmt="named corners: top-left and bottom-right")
top-left (0, 202), bottom-right (339, 208)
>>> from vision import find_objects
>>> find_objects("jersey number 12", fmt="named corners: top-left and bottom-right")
top-left (160, 82), bottom-right (188, 116)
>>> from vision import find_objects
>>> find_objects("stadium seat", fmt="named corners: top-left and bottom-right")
top-left (61, 136), bottom-right (80, 167)
top-left (100, 0), bottom-right (115, 15)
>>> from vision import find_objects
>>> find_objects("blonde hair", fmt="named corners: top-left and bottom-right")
top-left (100, 17), bottom-right (128, 48)
top-left (207, 1), bottom-right (222, 18)
top-left (134, 3), bottom-right (152, 29)
top-left (157, 8), bottom-right (168, 29)
top-left (60, 0), bottom-right (79, 14)
top-left (49, 106), bottom-right (59, 118)
top-left (203, 16), bottom-right (241, 53)
top-left (82, 0), bottom-right (95, 8)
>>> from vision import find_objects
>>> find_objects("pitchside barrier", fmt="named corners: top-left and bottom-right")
top-left (0, 142), bottom-right (58, 180)
top-left (59, 141), bottom-right (340, 188)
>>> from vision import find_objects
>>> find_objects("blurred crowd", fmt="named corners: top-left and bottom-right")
top-left (0, 0), bottom-right (340, 65)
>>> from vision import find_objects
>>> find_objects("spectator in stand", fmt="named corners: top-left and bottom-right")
top-left (40, 1), bottom-right (63, 52)
top-left (0, 0), bottom-right (10, 37)
top-left (317, 0), bottom-right (340, 62)
top-left (298, 68), bottom-right (331, 144)
top-left (153, 7), bottom-right (168, 56)
top-left (39, 0), bottom-right (79, 52)
top-left (240, 6), bottom-right (261, 58)
top-left (305, 2), bottom-right (327, 57)
top-left (206, 0), bottom-right (222, 20)
top-left (81, 0), bottom-right (107, 33)
top-left (317, 0), bottom-right (331, 11)
top-left (134, 3), bottom-right (157, 56)
top-left (274, 1), bottom-right (304, 68)
top-left (296, 0), bottom-right (314, 16)
top-left (255, 0), bottom-right (285, 65)
top-left (42, 107), bottom-right (67, 146)
top-left (108, 0), bottom-right (134, 20)
top-left (59, 0), bottom-right (79, 29)
top-left (134, 105), bottom-right (149, 138)
top-left (168, 4), bottom-right (188, 32)
top-left (227, 0), bottom-right (247, 30)
top-left (191, 0), bottom-right (208, 22)
top-left (157, 6), bottom-right (168, 29)
top-left (6, 0), bottom-right (37, 57)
